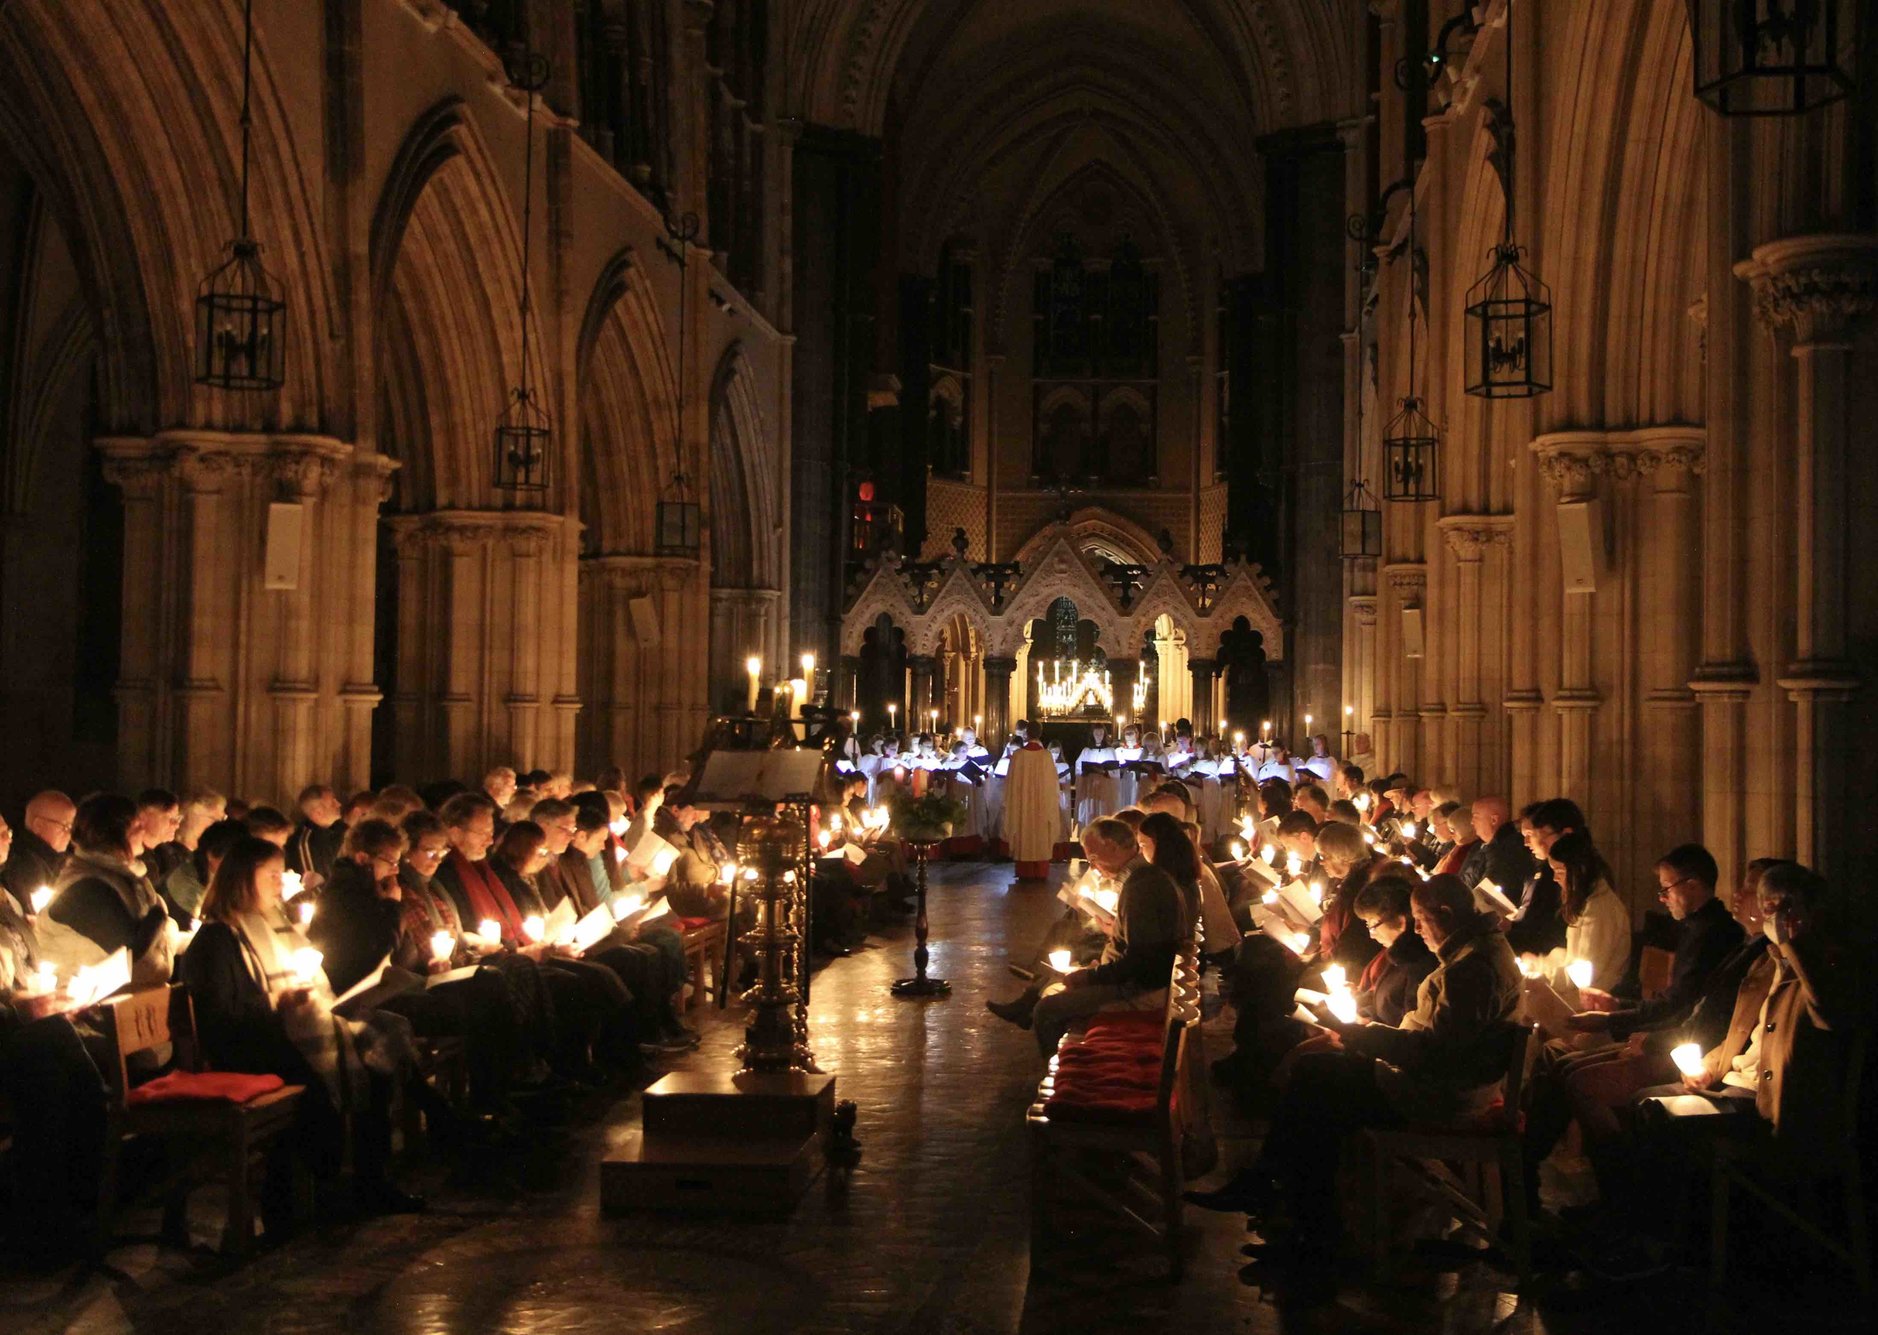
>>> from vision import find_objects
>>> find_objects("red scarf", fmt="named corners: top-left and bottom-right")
top-left (448, 851), bottom-right (526, 942)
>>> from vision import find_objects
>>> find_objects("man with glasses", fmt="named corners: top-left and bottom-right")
top-left (3, 791), bottom-right (74, 911)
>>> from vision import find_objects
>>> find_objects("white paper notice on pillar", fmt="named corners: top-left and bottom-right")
top-left (628, 595), bottom-right (661, 645)
top-left (1402, 606), bottom-right (1425, 659)
top-left (264, 502), bottom-right (305, 591)
top-left (1557, 498), bottom-right (1601, 595)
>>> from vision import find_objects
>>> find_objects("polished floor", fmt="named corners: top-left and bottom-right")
top-left (0, 863), bottom-right (1861, 1334)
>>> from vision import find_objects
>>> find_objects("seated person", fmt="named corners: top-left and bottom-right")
top-left (38, 793), bottom-right (176, 991)
top-left (1310, 820), bottom-right (1382, 975)
top-left (1352, 873), bottom-right (1438, 1027)
top-left (133, 789), bottom-right (186, 888)
top-left (653, 789), bottom-right (734, 921)
top-left (287, 783), bottom-right (349, 887)
top-left (160, 816), bottom-right (247, 923)
top-left (1536, 829), bottom-right (1630, 998)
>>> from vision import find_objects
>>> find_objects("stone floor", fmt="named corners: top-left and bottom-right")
top-left (1, 862), bottom-right (1865, 1334)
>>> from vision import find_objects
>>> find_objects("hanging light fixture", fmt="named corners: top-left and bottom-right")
top-left (1384, 184), bottom-right (1441, 503)
top-left (196, 0), bottom-right (285, 392)
top-left (1466, 0), bottom-right (1552, 399)
top-left (493, 40), bottom-right (553, 493)
top-left (1689, 0), bottom-right (1858, 116)
top-left (654, 211), bottom-right (703, 559)
top-left (1341, 479), bottom-right (1383, 560)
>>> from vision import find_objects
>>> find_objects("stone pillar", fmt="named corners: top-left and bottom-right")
top-left (1382, 563), bottom-right (1426, 780)
top-left (1737, 236), bottom-right (1877, 881)
top-left (1438, 516), bottom-right (1512, 799)
top-left (1188, 658), bottom-right (1217, 736)
top-left (982, 655), bottom-right (1016, 746)
top-left (1530, 448), bottom-right (1601, 803)
top-left (1348, 596), bottom-right (1377, 765)
top-left (837, 654), bottom-right (862, 716)
top-left (1109, 656), bottom-right (1138, 729)
top-left (907, 654), bottom-right (938, 734)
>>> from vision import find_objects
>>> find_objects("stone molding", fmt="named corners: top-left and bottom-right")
top-left (1381, 561), bottom-right (1426, 598)
top-left (1529, 426), bottom-right (1706, 494)
top-left (95, 431), bottom-right (359, 501)
top-left (1437, 512), bottom-right (1514, 560)
top-left (1734, 234), bottom-right (1878, 345)
top-left (1348, 595), bottom-right (1378, 628)
top-left (387, 508), bottom-right (570, 558)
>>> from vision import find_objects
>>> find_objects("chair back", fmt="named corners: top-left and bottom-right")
top-left (1491, 1019), bottom-right (1534, 1117)
top-left (96, 985), bottom-right (177, 1106)
top-left (1638, 945), bottom-right (1675, 1000)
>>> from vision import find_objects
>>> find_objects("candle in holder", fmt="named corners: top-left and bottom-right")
top-left (1567, 958), bottom-right (1595, 991)
top-left (1261, 719), bottom-right (1272, 741)
top-left (801, 651), bottom-right (816, 686)
top-left (29, 885), bottom-right (52, 915)
top-left (1304, 713), bottom-right (1313, 732)
top-left (297, 899), bottom-right (316, 926)
top-left (1047, 949), bottom-right (1073, 973)
top-left (522, 914), bottom-right (546, 944)
top-left (1670, 1042), bottom-right (1706, 1078)
top-left (290, 947), bottom-right (324, 986)
top-left (477, 918), bottom-right (502, 946)
top-left (745, 656), bottom-right (762, 714)
top-left (888, 703), bottom-right (897, 728)
top-left (430, 930), bottom-right (454, 962)
top-left (790, 678), bottom-right (808, 712)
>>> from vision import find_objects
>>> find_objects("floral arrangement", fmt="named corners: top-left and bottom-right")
top-left (888, 791), bottom-right (967, 842)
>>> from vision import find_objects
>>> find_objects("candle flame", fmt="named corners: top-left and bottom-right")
top-left (522, 915), bottom-right (545, 944)
top-left (29, 885), bottom-right (52, 914)
top-left (478, 918), bottom-right (502, 945)
top-left (1670, 1042), bottom-right (1705, 1078)
top-left (1567, 958), bottom-right (1595, 991)
top-left (1047, 949), bottom-right (1073, 973)
top-left (430, 930), bottom-right (454, 961)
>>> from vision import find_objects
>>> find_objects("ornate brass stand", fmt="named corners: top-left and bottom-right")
top-left (891, 838), bottom-right (950, 998)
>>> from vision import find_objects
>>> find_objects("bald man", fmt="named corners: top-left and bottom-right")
top-left (1459, 796), bottom-right (1534, 896)
top-left (3, 791), bottom-right (75, 905)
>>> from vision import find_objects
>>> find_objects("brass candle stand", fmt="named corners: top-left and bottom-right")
top-left (735, 812), bottom-right (817, 1073)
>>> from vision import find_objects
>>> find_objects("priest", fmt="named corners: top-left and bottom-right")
top-left (1003, 724), bottom-right (1060, 881)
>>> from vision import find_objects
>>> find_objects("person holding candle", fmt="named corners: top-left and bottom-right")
top-left (159, 816), bottom-right (248, 923)
top-left (5, 791), bottom-right (76, 899)
top-left (286, 783), bottom-right (349, 889)
top-left (1539, 829), bottom-right (1629, 999)
top-left (654, 788), bottom-right (737, 921)
top-left (1351, 873), bottom-right (1437, 1027)
top-left (36, 793), bottom-right (174, 992)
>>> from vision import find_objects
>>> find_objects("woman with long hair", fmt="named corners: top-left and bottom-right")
top-left (1544, 829), bottom-right (1629, 993)
top-left (180, 836), bottom-right (424, 1232)
top-left (1138, 810), bottom-right (1201, 935)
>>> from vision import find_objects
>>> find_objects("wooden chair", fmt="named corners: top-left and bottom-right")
top-left (680, 920), bottom-right (729, 1010)
top-left (96, 985), bottom-right (305, 1257)
top-left (1709, 1030), bottom-right (1871, 1303)
top-left (401, 1035), bottom-right (468, 1151)
top-left (1027, 941), bottom-right (1207, 1280)
top-left (1637, 945), bottom-right (1675, 1001)
top-left (1360, 1021), bottom-right (1535, 1288)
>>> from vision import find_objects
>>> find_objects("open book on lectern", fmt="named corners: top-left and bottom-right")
top-left (683, 747), bottom-right (828, 809)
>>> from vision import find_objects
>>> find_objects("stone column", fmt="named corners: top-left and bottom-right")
top-left (837, 654), bottom-right (863, 716)
top-left (907, 654), bottom-right (938, 734)
top-left (1187, 659), bottom-right (1217, 737)
top-left (264, 442), bottom-right (342, 806)
top-left (1382, 563), bottom-right (1426, 779)
top-left (96, 446), bottom-right (167, 787)
top-left (1109, 655), bottom-right (1139, 730)
top-left (1438, 516), bottom-right (1512, 798)
top-left (1737, 235), bottom-right (1877, 881)
top-left (1531, 448), bottom-right (1602, 803)
top-left (982, 655), bottom-right (1016, 746)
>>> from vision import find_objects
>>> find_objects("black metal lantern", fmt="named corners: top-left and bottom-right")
top-left (495, 39), bottom-right (552, 495)
top-left (196, 241), bottom-right (285, 390)
top-left (195, 0), bottom-right (284, 393)
top-left (494, 386), bottom-right (550, 491)
top-left (1690, 0), bottom-right (1858, 115)
top-left (654, 473), bottom-right (702, 559)
top-left (1465, 244), bottom-right (1553, 397)
top-left (1382, 397), bottom-right (1441, 502)
top-left (1341, 479), bottom-right (1383, 559)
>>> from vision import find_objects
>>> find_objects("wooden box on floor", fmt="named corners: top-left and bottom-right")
top-left (601, 1070), bottom-right (835, 1214)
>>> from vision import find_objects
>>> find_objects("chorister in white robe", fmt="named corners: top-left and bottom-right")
top-left (1298, 752), bottom-right (1337, 783)
top-left (1075, 743), bottom-right (1119, 830)
top-left (1004, 743), bottom-right (1062, 864)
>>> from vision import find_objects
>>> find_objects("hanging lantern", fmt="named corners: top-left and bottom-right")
top-left (494, 385), bottom-right (551, 491)
top-left (195, 0), bottom-right (284, 393)
top-left (1464, 244), bottom-right (1553, 398)
top-left (655, 473), bottom-right (702, 558)
top-left (196, 240), bottom-right (286, 390)
top-left (1382, 398), bottom-right (1440, 503)
top-left (1690, 0), bottom-right (1858, 116)
top-left (1341, 479), bottom-right (1383, 559)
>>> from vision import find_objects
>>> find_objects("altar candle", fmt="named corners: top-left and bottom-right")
top-left (1671, 1043), bottom-right (1705, 1078)
top-left (1304, 713), bottom-right (1313, 731)
top-left (791, 678), bottom-right (809, 710)
top-left (888, 704), bottom-right (897, 727)
top-left (430, 930), bottom-right (454, 962)
top-left (801, 652), bottom-right (816, 683)
top-left (1047, 949), bottom-right (1073, 973)
top-left (1567, 958), bottom-right (1595, 991)
top-left (1261, 719), bottom-right (1271, 740)
top-left (745, 656), bottom-right (762, 714)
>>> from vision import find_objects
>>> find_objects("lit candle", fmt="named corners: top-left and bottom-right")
top-left (280, 869), bottom-right (305, 902)
top-left (290, 947), bottom-right (324, 986)
top-left (1322, 964), bottom-right (1348, 992)
top-left (1286, 851), bottom-right (1303, 877)
top-left (34, 960), bottom-right (57, 992)
top-left (1361, 829), bottom-right (1376, 845)
top-left (609, 816), bottom-right (629, 837)
top-left (1310, 879), bottom-right (1325, 903)
top-left (1261, 719), bottom-right (1272, 740)
top-left (1567, 958), bottom-right (1595, 991)
top-left (612, 893), bottom-right (646, 921)
top-left (430, 930), bottom-right (454, 962)
top-left (1047, 949), bottom-right (1073, 973)
top-left (1401, 821), bottom-right (1418, 839)
top-left (719, 862), bottom-right (737, 885)
top-left (1261, 843), bottom-right (1277, 865)
top-left (974, 714), bottom-right (982, 731)
top-left (745, 655), bottom-right (762, 714)
top-left (801, 651), bottom-right (816, 683)
top-left (888, 704), bottom-right (897, 727)
top-left (293, 898), bottom-right (314, 926)
top-left (1290, 931), bottom-right (1312, 955)
top-left (522, 915), bottom-right (545, 944)
top-left (850, 711), bottom-right (861, 727)
top-left (817, 829), bottom-right (833, 851)
top-left (1304, 713), bottom-right (1313, 731)
top-left (613, 842), bottom-right (629, 864)
top-left (1229, 840), bottom-right (1246, 860)
top-left (1670, 1042), bottom-right (1706, 1078)
top-left (790, 678), bottom-right (809, 711)
top-left (478, 918), bottom-right (503, 946)
top-left (1262, 888), bottom-right (1279, 904)
top-left (1519, 956), bottom-right (1543, 979)
top-left (29, 885), bottom-right (52, 915)
top-left (1326, 989), bottom-right (1359, 1024)
top-left (1345, 705), bottom-right (1353, 717)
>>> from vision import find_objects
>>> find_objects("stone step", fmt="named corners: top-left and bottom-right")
top-left (640, 1069), bottom-right (836, 1141)
top-left (600, 1127), bottom-right (820, 1214)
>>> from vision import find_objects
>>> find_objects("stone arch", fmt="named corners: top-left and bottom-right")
top-left (372, 99), bottom-right (544, 511)
top-left (576, 248), bottom-right (677, 555)
top-left (0, 0), bottom-right (336, 433)
top-left (706, 340), bottom-right (786, 708)
top-left (1012, 508), bottom-right (1161, 569)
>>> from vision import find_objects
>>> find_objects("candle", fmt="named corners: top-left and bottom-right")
top-left (296, 899), bottom-right (315, 926)
top-left (522, 915), bottom-right (545, 944)
top-left (29, 885), bottom-right (52, 915)
top-left (609, 816), bottom-right (629, 837)
top-left (430, 930), bottom-right (454, 961)
top-left (1361, 829), bottom-right (1376, 845)
top-left (1355, 792), bottom-right (1372, 811)
top-left (888, 704), bottom-right (897, 727)
top-left (801, 651), bottom-right (816, 682)
top-left (612, 893), bottom-right (645, 921)
top-left (1326, 989), bottom-right (1359, 1024)
top-left (850, 711), bottom-right (861, 726)
top-left (1322, 964), bottom-right (1348, 992)
top-left (1260, 844), bottom-right (1277, 865)
top-left (1345, 705), bottom-right (1353, 717)
top-left (1262, 888), bottom-right (1279, 905)
top-left (745, 656), bottom-right (762, 713)
top-left (290, 947), bottom-right (323, 986)
top-left (1233, 730), bottom-right (1245, 748)
top-left (1229, 840), bottom-right (1246, 860)
top-left (1670, 1042), bottom-right (1705, 1078)
top-left (719, 862), bottom-right (738, 884)
top-left (817, 829), bottom-right (833, 851)
top-left (1310, 879), bottom-right (1325, 903)
top-left (1115, 714), bottom-right (1124, 729)
top-left (280, 869), bottom-right (305, 901)
top-left (1304, 713), bottom-right (1313, 730)
top-left (1047, 949), bottom-right (1073, 973)
top-left (613, 842), bottom-right (629, 864)
top-left (1401, 821), bottom-right (1418, 839)
top-left (478, 918), bottom-right (503, 946)
top-left (34, 960), bottom-right (57, 992)
top-left (1261, 719), bottom-right (1271, 739)
top-left (790, 677), bottom-right (809, 711)
top-left (1286, 851), bottom-right (1303, 877)
top-left (974, 714), bottom-right (982, 730)
top-left (1567, 958), bottom-right (1595, 991)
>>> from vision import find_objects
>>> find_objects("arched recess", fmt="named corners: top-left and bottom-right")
top-left (570, 249), bottom-right (708, 780)
top-left (371, 99), bottom-right (576, 782)
top-left (705, 340), bottom-right (787, 713)
top-left (1012, 508), bottom-right (1161, 570)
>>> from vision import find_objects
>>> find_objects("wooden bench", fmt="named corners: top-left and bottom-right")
top-left (677, 917), bottom-right (729, 1011)
top-left (96, 985), bottom-right (306, 1257)
top-left (1026, 940), bottom-right (1207, 1280)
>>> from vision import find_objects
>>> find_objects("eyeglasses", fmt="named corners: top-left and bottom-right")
top-left (1657, 875), bottom-right (1696, 900)
top-left (33, 815), bottom-right (74, 835)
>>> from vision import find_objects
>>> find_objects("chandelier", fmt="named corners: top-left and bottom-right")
top-left (1035, 659), bottom-right (1113, 718)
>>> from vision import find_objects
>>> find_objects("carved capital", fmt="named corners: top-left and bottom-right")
top-left (269, 450), bottom-right (338, 501)
top-left (1734, 234), bottom-right (1878, 345)
top-left (1382, 562), bottom-right (1426, 598)
top-left (1348, 595), bottom-right (1378, 628)
top-left (1438, 513), bottom-right (1514, 560)
top-left (99, 454), bottom-right (164, 499)
top-left (1531, 428), bottom-right (1707, 495)
top-left (175, 449), bottom-right (240, 494)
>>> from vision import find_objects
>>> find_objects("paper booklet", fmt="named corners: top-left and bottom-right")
top-left (332, 954), bottom-right (392, 1007)
top-left (538, 897), bottom-right (580, 947)
top-left (841, 842), bottom-right (868, 866)
top-left (63, 947), bottom-right (133, 1010)
top-left (1519, 974), bottom-right (1579, 1032)
top-left (627, 829), bottom-right (680, 878)
top-left (1476, 879), bottom-right (1519, 917)
top-left (1275, 879), bottom-right (1325, 926)
top-left (1243, 855), bottom-right (1284, 888)
top-left (426, 964), bottom-right (482, 989)
top-left (1262, 919), bottom-right (1313, 957)
top-left (1644, 1094), bottom-right (1725, 1118)
top-left (568, 903), bottom-right (620, 953)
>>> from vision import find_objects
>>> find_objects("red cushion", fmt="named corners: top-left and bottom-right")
top-left (1083, 1010), bottom-right (1164, 1036)
top-left (676, 917), bottom-right (719, 932)
top-left (126, 1070), bottom-right (286, 1107)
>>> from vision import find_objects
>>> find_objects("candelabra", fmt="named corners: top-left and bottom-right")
top-left (734, 813), bottom-right (816, 1072)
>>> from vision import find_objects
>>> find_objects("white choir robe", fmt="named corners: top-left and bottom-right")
top-left (1255, 759), bottom-right (1297, 784)
top-left (1075, 747), bottom-right (1120, 829)
top-left (1112, 745), bottom-right (1145, 809)
top-left (1298, 753), bottom-right (1338, 783)
top-left (1004, 745), bottom-right (1062, 864)
top-left (857, 754), bottom-right (884, 803)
